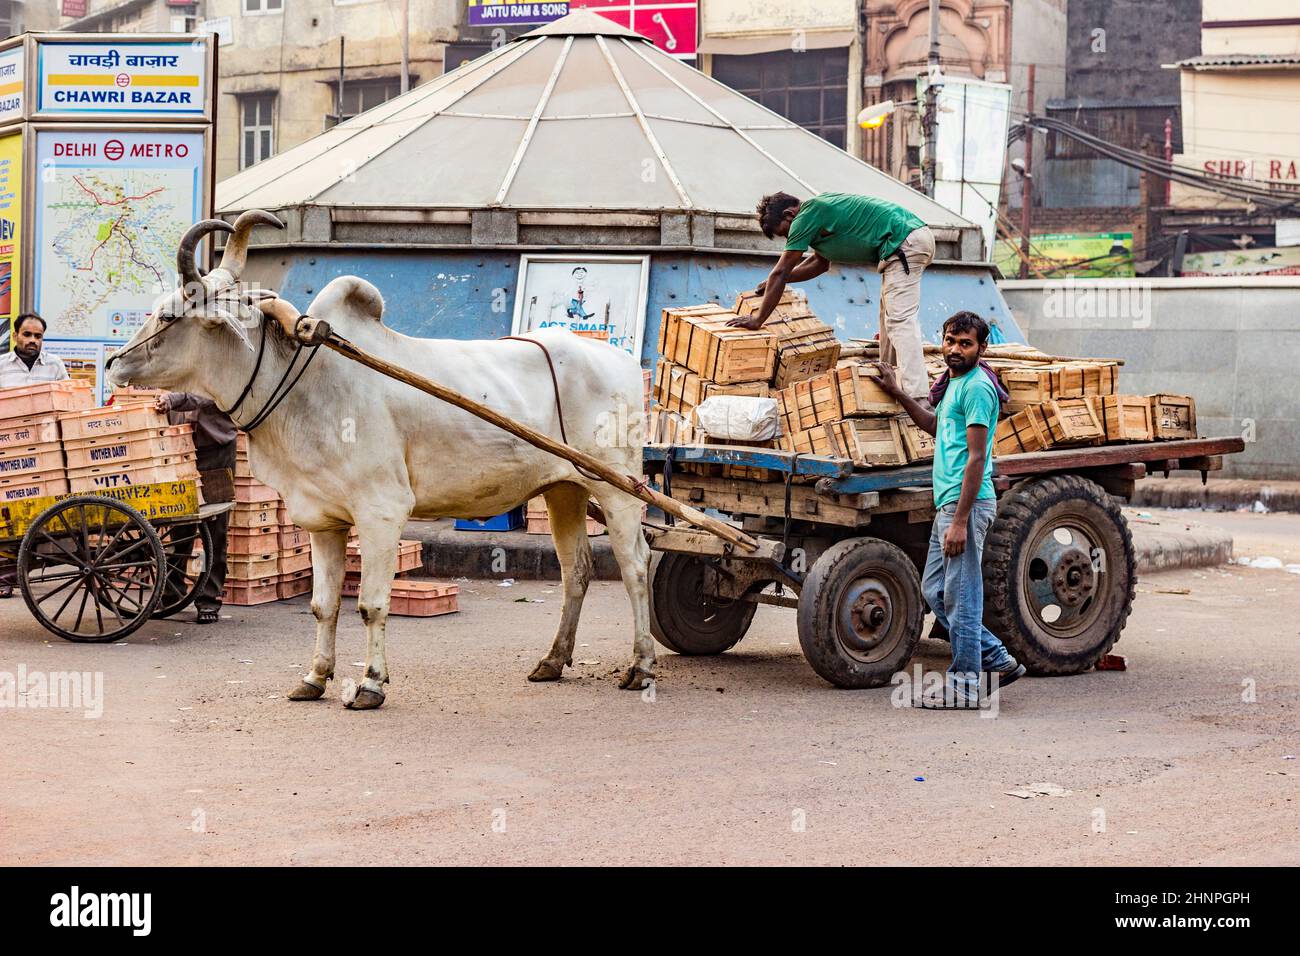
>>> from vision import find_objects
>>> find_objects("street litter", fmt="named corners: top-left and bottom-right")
top-left (1005, 782), bottom-right (1072, 799)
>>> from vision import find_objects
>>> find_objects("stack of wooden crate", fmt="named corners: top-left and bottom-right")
top-left (774, 362), bottom-right (934, 467)
top-left (992, 357), bottom-right (1197, 455)
top-left (0, 380), bottom-right (95, 503)
top-left (648, 291), bottom-right (840, 448)
top-left (224, 432), bottom-right (316, 605)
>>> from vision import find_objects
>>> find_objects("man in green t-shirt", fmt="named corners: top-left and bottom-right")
top-left (877, 311), bottom-right (1025, 709)
top-left (727, 191), bottom-right (935, 401)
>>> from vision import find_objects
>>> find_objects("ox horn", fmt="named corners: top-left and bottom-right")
top-left (177, 218), bottom-right (234, 292)
top-left (218, 209), bottom-right (285, 280)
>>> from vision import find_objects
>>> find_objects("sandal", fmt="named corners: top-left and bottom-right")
top-left (196, 606), bottom-right (220, 625)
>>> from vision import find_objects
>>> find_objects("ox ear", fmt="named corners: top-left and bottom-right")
top-left (198, 304), bottom-right (255, 351)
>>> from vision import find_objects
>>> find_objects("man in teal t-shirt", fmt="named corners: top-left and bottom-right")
top-left (877, 311), bottom-right (1025, 709)
top-left (728, 191), bottom-right (935, 401)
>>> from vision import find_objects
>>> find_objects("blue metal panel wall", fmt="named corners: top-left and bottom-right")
top-left (258, 248), bottom-right (1023, 369)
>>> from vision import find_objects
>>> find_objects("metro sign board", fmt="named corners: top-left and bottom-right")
top-left (37, 39), bottom-right (210, 116)
top-left (467, 0), bottom-right (697, 58)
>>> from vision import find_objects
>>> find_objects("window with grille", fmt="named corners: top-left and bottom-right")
top-left (712, 48), bottom-right (849, 149)
top-left (333, 78), bottom-right (403, 124)
top-left (240, 94), bottom-right (275, 169)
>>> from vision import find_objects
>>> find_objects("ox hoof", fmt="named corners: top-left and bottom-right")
top-left (527, 659), bottom-right (565, 682)
top-left (287, 680), bottom-right (326, 701)
top-left (618, 666), bottom-right (654, 691)
top-left (342, 678), bottom-right (385, 710)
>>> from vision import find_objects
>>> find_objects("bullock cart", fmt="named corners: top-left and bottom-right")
top-left (642, 436), bottom-right (1245, 687)
top-left (0, 480), bottom-right (233, 642)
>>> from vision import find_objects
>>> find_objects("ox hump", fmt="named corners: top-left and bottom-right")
top-left (308, 276), bottom-right (386, 327)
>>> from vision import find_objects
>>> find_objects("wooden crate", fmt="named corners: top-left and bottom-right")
top-left (732, 289), bottom-right (815, 324)
top-left (0, 469), bottom-right (69, 502)
top-left (998, 366), bottom-right (1061, 405)
top-left (657, 305), bottom-right (776, 385)
top-left (830, 417), bottom-right (909, 467)
top-left (62, 424), bottom-right (195, 469)
top-left (765, 315), bottom-right (841, 388)
top-left (0, 441), bottom-right (64, 480)
top-left (835, 364), bottom-right (901, 417)
top-left (1053, 362), bottom-right (1119, 398)
top-left (899, 420), bottom-right (935, 463)
top-left (0, 380), bottom-right (94, 420)
top-left (67, 456), bottom-right (199, 493)
top-left (1149, 394), bottom-right (1196, 440)
top-left (1087, 395), bottom-right (1153, 443)
top-left (0, 415), bottom-right (61, 449)
top-left (223, 576), bottom-right (280, 606)
top-left (647, 406), bottom-right (702, 446)
top-left (994, 405), bottom-right (1053, 455)
top-left (1042, 397), bottom-right (1104, 446)
top-left (653, 358), bottom-right (769, 416)
top-left (776, 370), bottom-right (842, 433)
top-left (777, 421), bottom-right (839, 457)
top-left (57, 402), bottom-right (167, 441)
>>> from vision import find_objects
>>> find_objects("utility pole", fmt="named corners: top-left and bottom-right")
top-left (400, 0), bottom-right (410, 94)
top-left (1018, 63), bottom-right (1035, 279)
top-left (1163, 115), bottom-right (1173, 204)
top-left (922, 0), bottom-right (941, 197)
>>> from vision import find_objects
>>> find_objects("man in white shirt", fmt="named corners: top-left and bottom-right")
top-left (0, 314), bottom-right (69, 388)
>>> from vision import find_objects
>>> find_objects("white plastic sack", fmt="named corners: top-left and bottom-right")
top-left (694, 395), bottom-right (780, 442)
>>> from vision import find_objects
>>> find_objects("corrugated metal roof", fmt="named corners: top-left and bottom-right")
top-left (1176, 53), bottom-right (1300, 69)
top-left (215, 10), bottom-right (971, 230)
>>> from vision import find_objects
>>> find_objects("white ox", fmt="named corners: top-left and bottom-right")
top-left (106, 212), bottom-right (654, 709)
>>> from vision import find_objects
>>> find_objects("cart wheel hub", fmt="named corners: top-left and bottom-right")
top-left (843, 579), bottom-right (893, 652)
top-left (1051, 547), bottom-right (1095, 607)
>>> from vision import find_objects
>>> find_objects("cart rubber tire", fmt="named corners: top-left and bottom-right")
top-left (17, 494), bottom-right (167, 643)
top-left (648, 551), bottom-right (758, 655)
top-left (983, 474), bottom-right (1136, 675)
top-left (797, 537), bottom-right (924, 688)
top-left (154, 519), bottom-right (215, 619)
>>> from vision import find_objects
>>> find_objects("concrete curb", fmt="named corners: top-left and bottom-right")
top-left (1133, 477), bottom-right (1300, 513)
top-left (407, 517), bottom-right (1232, 581)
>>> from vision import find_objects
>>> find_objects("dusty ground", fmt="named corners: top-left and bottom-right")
top-left (1, 509), bottom-right (1297, 866)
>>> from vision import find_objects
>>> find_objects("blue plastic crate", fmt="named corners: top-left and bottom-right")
top-left (454, 506), bottom-right (525, 532)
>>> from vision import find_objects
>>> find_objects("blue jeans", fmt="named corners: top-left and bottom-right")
top-left (921, 499), bottom-right (1016, 698)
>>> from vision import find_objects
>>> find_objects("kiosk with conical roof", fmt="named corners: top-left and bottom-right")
top-left (217, 10), bottom-right (1021, 360)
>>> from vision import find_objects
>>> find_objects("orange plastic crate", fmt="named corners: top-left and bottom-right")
top-left (57, 402), bottom-right (167, 441)
top-left (390, 581), bottom-right (459, 617)
top-left (66, 457), bottom-right (199, 493)
top-left (0, 469), bottom-right (70, 502)
top-left (62, 424), bottom-right (195, 469)
top-left (0, 414), bottom-right (61, 449)
top-left (345, 539), bottom-right (421, 574)
top-left (277, 568), bottom-right (313, 599)
top-left (228, 525), bottom-right (280, 553)
top-left (0, 441), bottom-right (65, 480)
top-left (278, 545), bottom-right (312, 575)
top-left (223, 576), bottom-right (280, 606)
top-left (0, 381), bottom-right (94, 420)
top-left (278, 526), bottom-right (309, 549)
top-left (234, 478), bottom-right (279, 503)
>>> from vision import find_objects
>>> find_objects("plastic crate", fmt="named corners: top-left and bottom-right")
top-left (454, 506), bottom-right (524, 532)
top-left (0, 381), bottom-right (94, 420)
top-left (0, 415), bottom-right (61, 449)
top-left (0, 469), bottom-right (69, 502)
top-left (57, 402), bottom-right (167, 441)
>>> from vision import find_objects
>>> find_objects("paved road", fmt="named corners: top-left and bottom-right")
top-left (1, 512), bottom-right (1297, 865)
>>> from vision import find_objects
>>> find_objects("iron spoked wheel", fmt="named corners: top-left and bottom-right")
top-left (796, 537), bottom-right (923, 688)
top-left (648, 551), bottom-right (758, 655)
top-left (153, 520), bottom-right (213, 619)
top-left (17, 496), bottom-right (167, 643)
top-left (983, 475), bottom-right (1136, 675)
